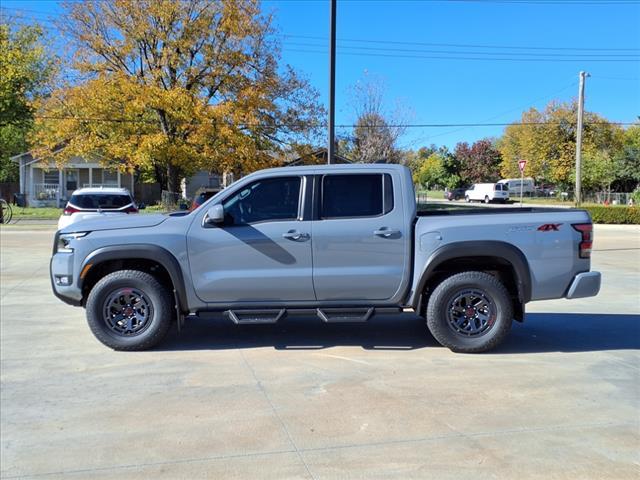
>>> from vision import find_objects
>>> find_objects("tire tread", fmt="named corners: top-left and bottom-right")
top-left (85, 270), bottom-right (172, 351)
top-left (426, 271), bottom-right (513, 353)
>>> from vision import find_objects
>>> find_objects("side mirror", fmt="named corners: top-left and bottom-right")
top-left (205, 204), bottom-right (225, 224)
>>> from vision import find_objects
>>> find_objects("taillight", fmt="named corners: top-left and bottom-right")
top-left (123, 205), bottom-right (139, 214)
top-left (63, 206), bottom-right (80, 216)
top-left (572, 223), bottom-right (593, 259)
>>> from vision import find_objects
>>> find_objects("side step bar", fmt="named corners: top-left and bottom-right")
top-left (316, 307), bottom-right (374, 323)
top-left (225, 309), bottom-right (286, 325)
top-left (221, 307), bottom-right (403, 325)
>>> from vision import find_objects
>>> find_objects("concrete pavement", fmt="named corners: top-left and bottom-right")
top-left (1, 225), bottom-right (638, 479)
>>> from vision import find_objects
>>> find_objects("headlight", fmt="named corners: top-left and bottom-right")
top-left (56, 232), bottom-right (89, 253)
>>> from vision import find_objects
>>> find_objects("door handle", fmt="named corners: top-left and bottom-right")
top-left (283, 230), bottom-right (310, 241)
top-left (374, 228), bottom-right (401, 238)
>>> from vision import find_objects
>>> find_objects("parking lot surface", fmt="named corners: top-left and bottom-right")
top-left (1, 224), bottom-right (638, 479)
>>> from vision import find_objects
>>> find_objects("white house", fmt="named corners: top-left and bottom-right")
top-left (11, 151), bottom-right (134, 207)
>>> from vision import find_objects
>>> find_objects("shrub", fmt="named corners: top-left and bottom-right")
top-left (582, 205), bottom-right (640, 224)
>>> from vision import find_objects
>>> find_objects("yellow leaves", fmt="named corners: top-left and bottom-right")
top-left (498, 101), bottom-right (624, 185)
top-left (32, 0), bottom-right (321, 189)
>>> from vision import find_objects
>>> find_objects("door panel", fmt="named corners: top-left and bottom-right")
top-left (188, 220), bottom-right (315, 303)
top-left (312, 173), bottom-right (406, 301)
top-left (187, 175), bottom-right (315, 304)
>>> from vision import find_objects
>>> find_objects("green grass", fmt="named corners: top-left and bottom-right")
top-left (415, 190), bottom-right (446, 199)
top-left (4, 205), bottom-right (171, 221)
top-left (518, 196), bottom-right (574, 205)
top-left (8, 207), bottom-right (62, 220)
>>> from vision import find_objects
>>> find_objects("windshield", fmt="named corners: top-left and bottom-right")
top-left (70, 193), bottom-right (132, 209)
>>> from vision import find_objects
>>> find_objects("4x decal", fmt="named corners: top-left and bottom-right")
top-left (537, 223), bottom-right (563, 232)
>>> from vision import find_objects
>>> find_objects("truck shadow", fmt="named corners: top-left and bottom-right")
top-left (160, 312), bottom-right (640, 353)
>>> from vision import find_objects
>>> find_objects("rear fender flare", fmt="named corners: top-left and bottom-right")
top-left (410, 241), bottom-right (532, 309)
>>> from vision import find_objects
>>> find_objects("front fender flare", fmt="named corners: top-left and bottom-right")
top-left (79, 245), bottom-right (188, 313)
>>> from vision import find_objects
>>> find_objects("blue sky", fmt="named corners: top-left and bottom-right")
top-left (3, 0), bottom-right (639, 149)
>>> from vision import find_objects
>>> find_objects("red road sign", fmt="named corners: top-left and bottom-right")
top-left (518, 160), bottom-right (527, 173)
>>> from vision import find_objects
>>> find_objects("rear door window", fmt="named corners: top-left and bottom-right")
top-left (321, 174), bottom-right (393, 219)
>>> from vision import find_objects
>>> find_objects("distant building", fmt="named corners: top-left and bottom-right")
top-left (11, 151), bottom-right (135, 207)
top-left (11, 147), bottom-right (354, 206)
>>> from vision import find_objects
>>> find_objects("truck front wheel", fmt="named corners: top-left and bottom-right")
top-left (426, 271), bottom-right (513, 353)
top-left (85, 270), bottom-right (173, 351)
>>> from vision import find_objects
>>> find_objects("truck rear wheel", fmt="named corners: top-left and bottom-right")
top-left (85, 270), bottom-right (173, 351)
top-left (426, 271), bottom-right (513, 353)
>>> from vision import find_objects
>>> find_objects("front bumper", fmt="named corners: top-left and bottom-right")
top-left (50, 253), bottom-right (82, 306)
top-left (565, 271), bottom-right (601, 299)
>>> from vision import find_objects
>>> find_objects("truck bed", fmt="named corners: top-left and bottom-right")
top-left (417, 205), bottom-right (574, 216)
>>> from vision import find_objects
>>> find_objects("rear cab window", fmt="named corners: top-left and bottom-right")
top-left (69, 193), bottom-right (133, 210)
top-left (321, 173), bottom-right (393, 219)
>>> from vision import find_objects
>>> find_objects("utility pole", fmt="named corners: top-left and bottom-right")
top-left (327, 0), bottom-right (337, 164)
top-left (575, 71), bottom-right (589, 206)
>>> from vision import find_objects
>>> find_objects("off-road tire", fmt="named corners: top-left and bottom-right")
top-left (86, 270), bottom-right (173, 351)
top-left (426, 271), bottom-right (513, 353)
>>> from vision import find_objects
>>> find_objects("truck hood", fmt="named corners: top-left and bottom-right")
top-left (60, 214), bottom-right (169, 233)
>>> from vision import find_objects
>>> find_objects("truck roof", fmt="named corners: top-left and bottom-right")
top-left (250, 163), bottom-right (410, 176)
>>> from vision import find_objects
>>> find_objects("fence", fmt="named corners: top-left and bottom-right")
top-left (33, 183), bottom-right (61, 201)
top-left (416, 188), bottom-right (635, 206)
top-left (0, 182), bottom-right (19, 202)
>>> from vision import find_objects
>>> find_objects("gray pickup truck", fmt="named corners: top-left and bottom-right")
top-left (51, 164), bottom-right (601, 353)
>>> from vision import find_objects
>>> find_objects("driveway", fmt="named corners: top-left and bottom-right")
top-left (1, 225), bottom-right (638, 479)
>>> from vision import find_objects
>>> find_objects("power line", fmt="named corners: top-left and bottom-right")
top-left (4, 7), bottom-right (637, 53)
top-left (590, 75), bottom-right (640, 81)
top-left (417, 79), bottom-right (579, 141)
top-left (1, 115), bottom-right (635, 128)
top-left (283, 41), bottom-right (640, 58)
top-left (283, 47), bottom-right (640, 63)
top-left (279, 34), bottom-right (640, 52)
top-left (443, 0), bottom-right (640, 4)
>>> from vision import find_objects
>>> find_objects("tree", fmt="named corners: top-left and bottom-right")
top-left (33, 0), bottom-right (322, 192)
top-left (454, 139), bottom-right (502, 185)
top-left (499, 101), bottom-right (623, 187)
top-left (348, 74), bottom-right (408, 163)
top-left (613, 125), bottom-right (640, 192)
top-left (577, 150), bottom-right (616, 192)
top-left (0, 22), bottom-right (54, 181)
top-left (415, 152), bottom-right (445, 188)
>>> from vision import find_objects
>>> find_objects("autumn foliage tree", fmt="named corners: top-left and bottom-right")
top-left (498, 101), bottom-right (623, 186)
top-left (34, 0), bottom-right (322, 192)
top-left (454, 139), bottom-right (502, 185)
top-left (0, 22), bottom-right (54, 181)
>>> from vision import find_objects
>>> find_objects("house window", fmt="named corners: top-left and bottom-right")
top-left (103, 170), bottom-right (118, 185)
top-left (43, 170), bottom-right (60, 185)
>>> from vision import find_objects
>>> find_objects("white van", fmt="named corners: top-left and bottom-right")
top-left (497, 178), bottom-right (535, 195)
top-left (465, 183), bottom-right (510, 204)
